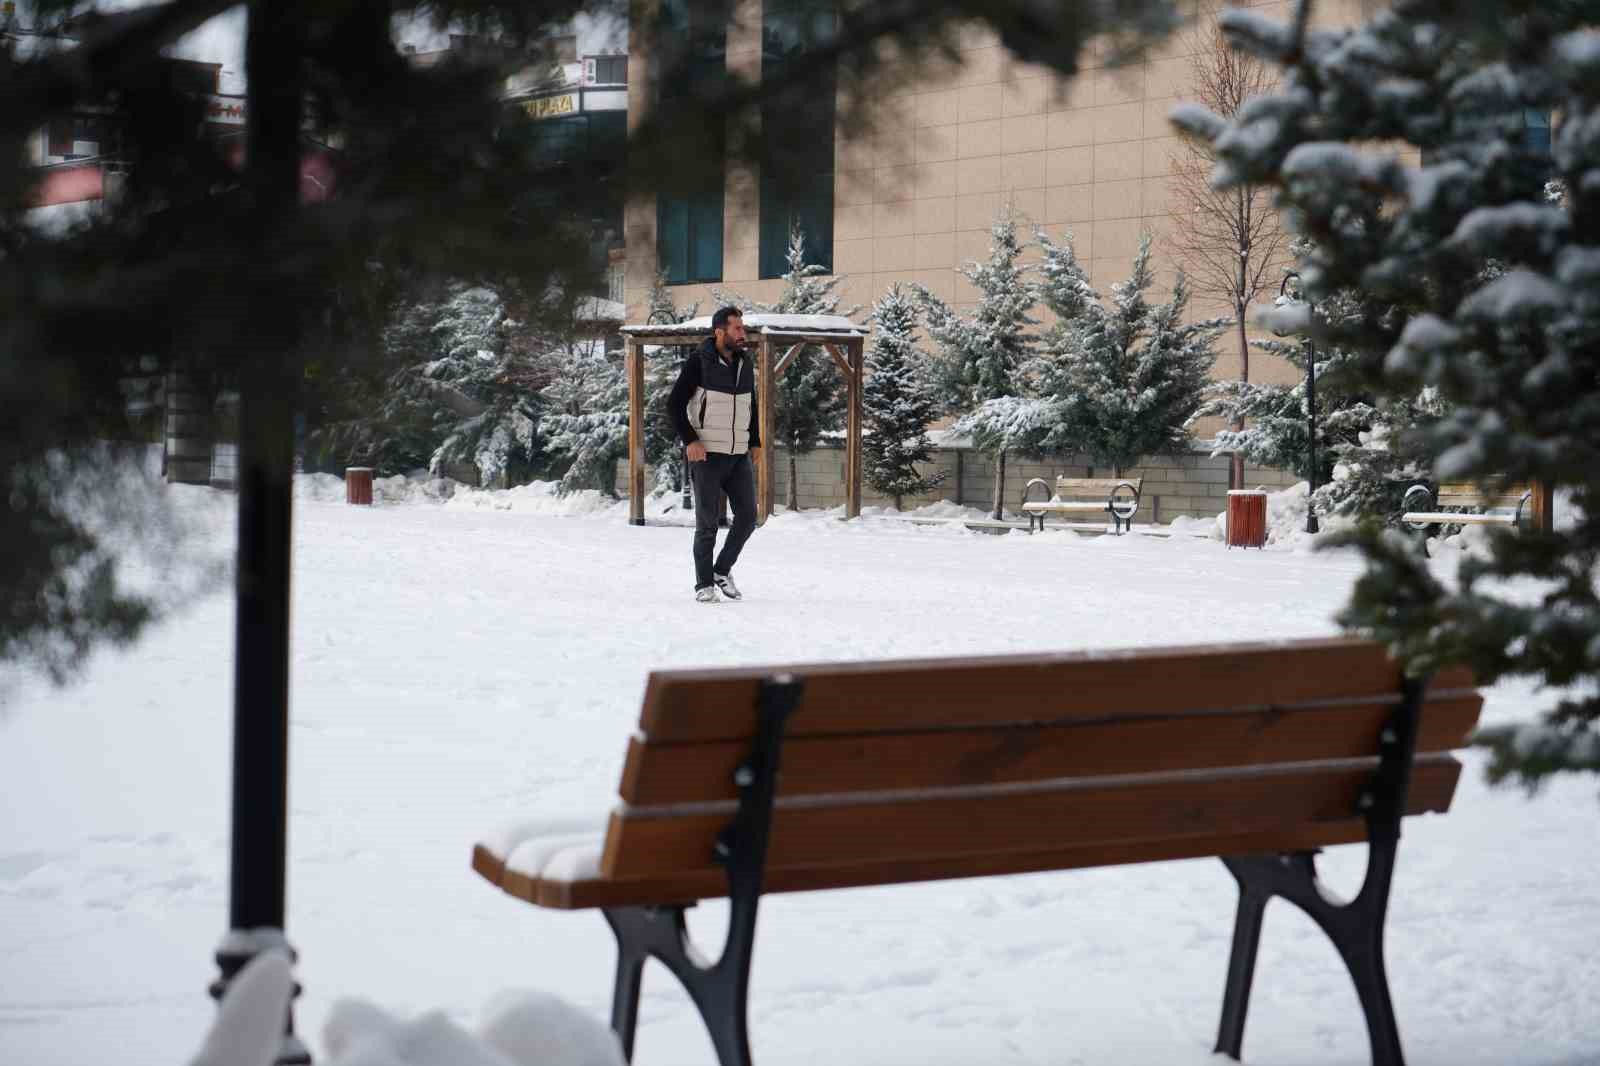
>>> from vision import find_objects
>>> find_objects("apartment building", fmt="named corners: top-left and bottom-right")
top-left (622, 1), bottom-right (1398, 398)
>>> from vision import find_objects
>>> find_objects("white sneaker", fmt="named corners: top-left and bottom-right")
top-left (714, 573), bottom-right (742, 601)
top-left (695, 585), bottom-right (721, 604)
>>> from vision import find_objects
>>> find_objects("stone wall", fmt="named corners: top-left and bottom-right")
top-left (618, 443), bottom-right (1299, 524)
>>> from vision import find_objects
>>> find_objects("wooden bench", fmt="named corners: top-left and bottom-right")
top-left (1401, 479), bottom-right (1553, 533)
top-left (472, 637), bottom-right (1481, 1066)
top-left (1021, 476), bottom-right (1142, 534)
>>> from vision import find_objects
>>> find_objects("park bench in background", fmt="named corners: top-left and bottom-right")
top-left (1401, 479), bottom-right (1553, 534)
top-left (1021, 476), bottom-right (1142, 534)
top-left (472, 638), bottom-right (1482, 1066)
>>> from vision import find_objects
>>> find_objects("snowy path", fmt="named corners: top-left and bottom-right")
top-left (1, 494), bottom-right (1596, 1065)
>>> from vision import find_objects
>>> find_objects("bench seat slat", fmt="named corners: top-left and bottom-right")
top-left (602, 754), bottom-right (1461, 879)
top-left (621, 693), bottom-right (1481, 805)
top-left (478, 825), bottom-right (1371, 910)
top-left (1022, 501), bottom-right (1109, 512)
top-left (473, 758), bottom-right (1459, 910)
top-left (1054, 477), bottom-right (1141, 495)
top-left (1402, 511), bottom-right (1518, 525)
top-left (638, 638), bottom-right (1476, 743)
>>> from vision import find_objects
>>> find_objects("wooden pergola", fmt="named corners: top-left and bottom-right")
top-left (620, 313), bottom-right (871, 526)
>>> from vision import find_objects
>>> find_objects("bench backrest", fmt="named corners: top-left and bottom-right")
top-left (1055, 476), bottom-right (1141, 500)
top-left (1436, 481), bottom-right (1529, 510)
top-left (596, 638), bottom-right (1480, 902)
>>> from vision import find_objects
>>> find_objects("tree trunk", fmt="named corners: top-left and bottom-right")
top-left (991, 449), bottom-right (1006, 520)
top-left (1232, 297), bottom-right (1249, 491)
top-left (894, 492), bottom-right (903, 511)
top-left (786, 449), bottom-right (798, 512)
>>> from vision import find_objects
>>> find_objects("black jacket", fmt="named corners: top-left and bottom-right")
top-left (668, 338), bottom-right (761, 454)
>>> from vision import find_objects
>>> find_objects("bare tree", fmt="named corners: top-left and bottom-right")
top-left (1167, 5), bottom-right (1288, 489)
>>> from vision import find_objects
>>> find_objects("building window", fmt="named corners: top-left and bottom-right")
top-left (655, 0), bottom-right (726, 285)
top-left (591, 55), bottom-right (628, 86)
top-left (759, 0), bottom-right (835, 278)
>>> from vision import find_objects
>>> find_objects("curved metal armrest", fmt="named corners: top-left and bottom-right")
top-left (1514, 489), bottom-right (1532, 527)
top-left (1401, 484), bottom-right (1435, 514)
top-left (1022, 477), bottom-right (1053, 508)
top-left (1107, 480), bottom-right (1141, 519)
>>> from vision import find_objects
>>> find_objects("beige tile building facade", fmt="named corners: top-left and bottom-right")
top-left (622, 1), bottom-right (1382, 518)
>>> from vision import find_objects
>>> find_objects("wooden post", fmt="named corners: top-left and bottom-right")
top-left (846, 340), bottom-right (863, 518)
top-left (757, 334), bottom-right (776, 524)
top-left (1530, 480), bottom-right (1554, 534)
top-left (626, 337), bottom-right (645, 526)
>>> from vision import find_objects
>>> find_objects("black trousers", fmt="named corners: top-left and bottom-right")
top-left (690, 451), bottom-right (756, 589)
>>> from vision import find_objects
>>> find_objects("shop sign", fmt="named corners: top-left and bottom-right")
top-left (205, 95), bottom-right (246, 126)
top-left (524, 94), bottom-right (577, 120)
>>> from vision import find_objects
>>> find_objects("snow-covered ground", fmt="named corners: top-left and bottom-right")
top-left (2, 480), bottom-right (1596, 1066)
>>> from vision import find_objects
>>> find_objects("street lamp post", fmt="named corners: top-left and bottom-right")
top-left (1280, 272), bottom-right (1319, 534)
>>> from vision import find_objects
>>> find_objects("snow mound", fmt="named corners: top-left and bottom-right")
top-left (320, 991), bottom-right (624, 1066)
top-left (1179, 481), bottom-right (1352, 550)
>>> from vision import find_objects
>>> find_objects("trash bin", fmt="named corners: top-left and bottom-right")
top-left (1226, 489), bottom-right (1267, 549)
top-left (346, 467), bottom-right (374, 506)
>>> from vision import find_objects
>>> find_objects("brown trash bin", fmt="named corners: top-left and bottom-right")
top-left (346, 467), bottom-right (374, 506)
top-left (1226, 489), bottom-right (1267, 549)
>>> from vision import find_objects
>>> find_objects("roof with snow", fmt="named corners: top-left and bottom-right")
top-left (620, 312), bottom-right (868, 346)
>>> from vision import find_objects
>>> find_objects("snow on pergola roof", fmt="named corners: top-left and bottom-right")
top-left (620, 312), bottom-right (868, 346)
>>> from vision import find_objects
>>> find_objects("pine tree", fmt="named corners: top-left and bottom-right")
top-left (542, 334), bottom-right (630, 495)
top-left (863, 284), bottom-right (946, 509)
top-left (1180, 0), bottom-right (1600, 787)
top-left (717, 225), bottom-right (859, 512)
top-left (309, 283), bottom-right (543, 487)
top-left (1044, 235), bottom-right (1225, 477)
top-left (915, 209), bottom-right (1039, 518)
top-left (643, 274), bottom-right (700, 499)
top-left (1200, 268), bottom-right (1379, 499)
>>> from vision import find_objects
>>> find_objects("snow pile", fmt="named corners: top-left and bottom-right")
top-left (193, 952), bottom-right (623, 1066)
top-left (444, 480), bottom-right (619, 517)
top-left (1163, 513), bottom-right (1219, 539)
top-left (1172, 481), bottom-right (1352, 551)
top-left (323, 990), bottom-right (623, 1066)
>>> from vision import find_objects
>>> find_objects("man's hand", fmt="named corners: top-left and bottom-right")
top-left (748, 446), bottom-right (762, 465)
top-left (686, 441), bottom-right (708, 463)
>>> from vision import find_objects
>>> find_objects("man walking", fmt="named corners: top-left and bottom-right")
top-left (669, 306), bottom-right (761, 603)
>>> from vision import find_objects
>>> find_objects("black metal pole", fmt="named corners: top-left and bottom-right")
top-left (1281, 272), bottom-right (1319, 535)
top-left (211, 4), bottom-right (308, 1062)
top-left (1305, 317), bottom-right (1319, 534)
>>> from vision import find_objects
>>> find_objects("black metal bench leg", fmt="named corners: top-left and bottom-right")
top-left (1214, 882), bottom-right (1270, 1059)
top-left (602, 902), bottom-right (758, 1066)
top-left (600, 677), bottom-right (803, 1066)
top-left (1217, 845), bottom-right (1405, 1066)
top-left (605, 918), bottom-right (648, 1061)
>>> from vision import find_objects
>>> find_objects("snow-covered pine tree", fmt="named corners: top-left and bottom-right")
top-left (863, 284), bottom-right (946, 510)
top-left (914, 209), bottom-right (1039, 518)
top-left (1179, 0), bottom-right (1600, 787)
top-left (644, 273), bottom-right (700, 498)
top-left (541, 319), bottom-right (630, 495)
top-left (1200, 264), bottom-right (1380, 503)
top-left (717, 224), bottom-right (859, 512)
top-left (1045, 235), bottom-right (1225, 477)
top-left (312, 282), bottom-right (543, 486)
top-left (949, 228), bottom-right (1099, 470)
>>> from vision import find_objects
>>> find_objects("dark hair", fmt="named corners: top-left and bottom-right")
top-left (712, 305), bottom-right (743, 331)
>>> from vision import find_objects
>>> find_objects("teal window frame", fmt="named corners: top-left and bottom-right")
top-left (758, 0), bottom-right (836, 278)
top-left (655, 0), bottom-right (727, 285)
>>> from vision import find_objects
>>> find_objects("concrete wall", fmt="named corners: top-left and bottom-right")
top-left (618, 442), bottom-right (1299, 523)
